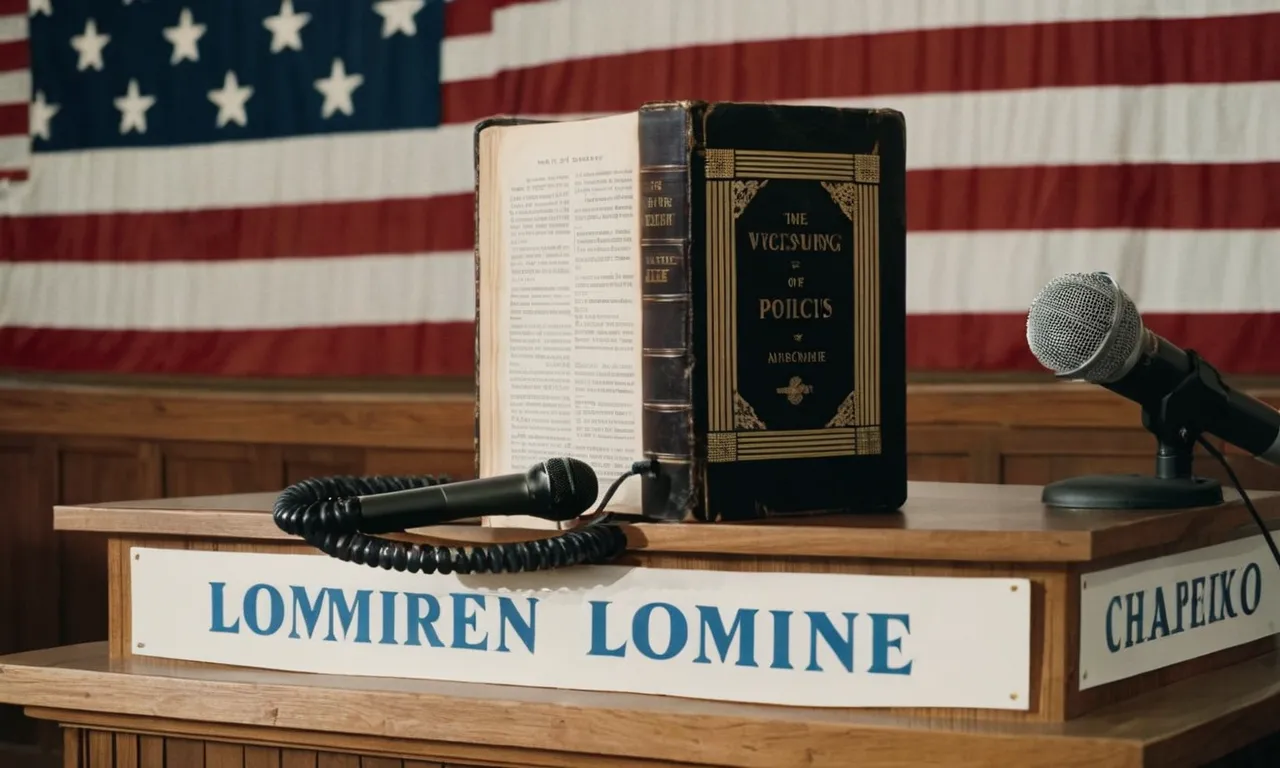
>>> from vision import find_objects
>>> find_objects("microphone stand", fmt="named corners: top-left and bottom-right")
top-left (1042, 351), bottom-right (1227, 510)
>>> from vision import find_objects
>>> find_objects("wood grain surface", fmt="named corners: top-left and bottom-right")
top-left (54, 481), bottom-right (1280, 564)
top-left (2, 643), bottom-right (1279, 768)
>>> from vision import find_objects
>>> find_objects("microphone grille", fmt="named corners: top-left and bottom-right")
top-left (1025, 271), bottom-right (1143, 383)
top-left (543, 457), bottom-right (599, 515)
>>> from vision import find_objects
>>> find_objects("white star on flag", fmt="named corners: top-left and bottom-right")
top-left (208, 71), bottom-right (254, 128)
top-left (163, 8), bottom-right (207, 65)
top-left (314, 58), bottom-right (363, 119)
top-left (71, 18), bottom-right (110, 72)
top-left (114, 79), bottom-right (156, 135)
top-left (373, 0), bottom-right (425, 39)
top-left (264, 0), bottom-right (311, 53)
top-left (29, 91), bottom-right (60, 141)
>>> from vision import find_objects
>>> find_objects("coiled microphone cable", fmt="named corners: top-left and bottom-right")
top-left (272, 458), bottom-right (657, 574)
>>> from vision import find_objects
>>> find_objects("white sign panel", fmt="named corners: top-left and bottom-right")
top-left (130, 547), bottom-right (1032, 710)
top-left (1079, 534), bottom-right (1280, 690)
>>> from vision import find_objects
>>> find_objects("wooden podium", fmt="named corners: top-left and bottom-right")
top-left (2, 481), bottom-right (1280, 767)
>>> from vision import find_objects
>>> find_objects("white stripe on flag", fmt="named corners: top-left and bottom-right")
top-left (0, 252), bottom-right (477, 330)
top-left (4, 232), bottom-right (1277, 331)
top-left (442, 0), bottom-right (1280, 82)
top-left (0, 70), bottom-right (29, 106)
top-left (11, 82), bottom-right (1280, 215)
top-left (907, 230), bottom-right (1280, 314)
top-left (0, 12), bottom-right (26, 44)
top-left (0, 135), bottom-right (27, 172)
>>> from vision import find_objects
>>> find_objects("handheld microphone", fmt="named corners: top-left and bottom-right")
top-left (1026, 271), bottom-right (1280, 467)
top-left (353, 457), bottom-right (599, 534)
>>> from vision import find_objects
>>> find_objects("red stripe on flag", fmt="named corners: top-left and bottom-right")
top-left (445, 0), bottom-right (547, 37)
top-left (0, 1), bottom-right (26, 17)
top-left (444, 0), bottom-right (499, 36)
top-left (907, 313), bottom-right (1280, 374)
top-left (2, 195), bottom-right (475, 262)
top-left (0, 102), bottom-right (25, 136)
top-left (909, 163), bottom-right (1280, 232)
top-left (0, 324), bottom-right (477, 378)
top-left (7, 162), bottom-right (1278, 263)
top-left (0, 169), bottom-right (27, 182)
top-left (442, 12), bottom-right (1280, 122)
top-left (0, 39), bottom-right (26, 73)
top-left (6, 314), bottom-right (1275, 378)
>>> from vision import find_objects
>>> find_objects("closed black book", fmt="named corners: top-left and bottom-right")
top-left (474, 101), bottom-right (906, 526)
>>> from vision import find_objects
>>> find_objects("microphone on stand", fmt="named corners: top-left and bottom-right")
top-left (1024, 271), bottom-right (1280, 510)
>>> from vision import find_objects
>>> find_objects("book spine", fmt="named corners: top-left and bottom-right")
top-left (638, 104), bottom-right (696, 521)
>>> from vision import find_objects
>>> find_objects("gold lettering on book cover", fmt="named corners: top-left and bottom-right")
top-left (733, 392), bottom-right (766, 430)
top-left (731, 180), bottom-right (768, 218)
top-left (705, 148), bottom-right (881, 462)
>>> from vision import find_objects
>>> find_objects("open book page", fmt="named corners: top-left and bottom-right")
top-left (477, 111), bottom-right (644, 527)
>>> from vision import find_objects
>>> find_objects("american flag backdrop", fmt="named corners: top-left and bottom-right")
top-left (0, 0), bottom-right (1277, 378)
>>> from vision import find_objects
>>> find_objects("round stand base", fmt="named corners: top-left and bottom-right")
top-left (1041, 474), bottom-right (1224, 510)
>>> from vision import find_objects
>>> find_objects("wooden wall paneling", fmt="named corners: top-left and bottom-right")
top-left (280, 749), bottom-right (316, 768)
top-left (159, 443), bottom-right (283, 499)
top-left (907, 426), bottom-right (1001, 483)
top-left (243, 746), bottom-right (279, 768)
top-left (55, 726), bottom-right (473, 768)
top-left (114, 733), bottom-right (137, 767)
top-left (363, 449), bottom-right (476, 482)
top-left (85, 731), bottom-right (111, 766)
top-left (282, 448), bottom-right (366, 487)
top-left (55, 438), bottom-right (162, 648)
top-left (0, 436), bottom-right (58, 752)
top-left (63, 728), bottom-right (80, 768)
top-left (1207, 442), bottom-right (1280, 492)
top-left (0, 386), bottom-right (477, 453)
top-left (998, 428), bottom-right (1167, 486)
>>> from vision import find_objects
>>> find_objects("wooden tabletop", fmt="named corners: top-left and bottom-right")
top-left (0, 642), bottom-right (1276, 768)
top-left (52, 481), bottom-right (1280, 564)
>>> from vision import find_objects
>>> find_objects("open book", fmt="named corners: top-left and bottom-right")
top-left (475, 101), bottom-right (907, 527)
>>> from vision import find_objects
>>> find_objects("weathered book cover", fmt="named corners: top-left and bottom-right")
top-left (638, 101), bottom-right (906, 522)
top-left (474, 101), bottom-right (906, 524)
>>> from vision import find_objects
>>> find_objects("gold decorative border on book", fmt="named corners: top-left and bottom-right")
top-left (706, 179), bottom-right (733, 432)
top-left (732, 150), bottom-right (856, 181)
top-left (706, 427), bottom-right (882, 462)
top-left (705, 149), bottom-right (882, 462)
top-left (856, 173), bottom-right (881, 439)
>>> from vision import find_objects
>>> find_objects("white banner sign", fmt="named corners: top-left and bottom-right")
top-left (130, 547), bottom-right (1032, 710)
top-left (1079, 534), bottom-right (1280, 690)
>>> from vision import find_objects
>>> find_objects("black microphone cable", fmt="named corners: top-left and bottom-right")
top-left (271, 459), bottom-right (657, 575)
top-left (1196, 438), bottom-right (1280, 573)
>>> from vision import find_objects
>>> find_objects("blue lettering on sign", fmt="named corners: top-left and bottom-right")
top-left (1102, 560), bottom-right (1266, 654)
top-left (207, 583), bottom-right (539, 654)
top-left (207, 583), bottom-right (915, 675)
top-left (586, 600), bottom-right (914, 674)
